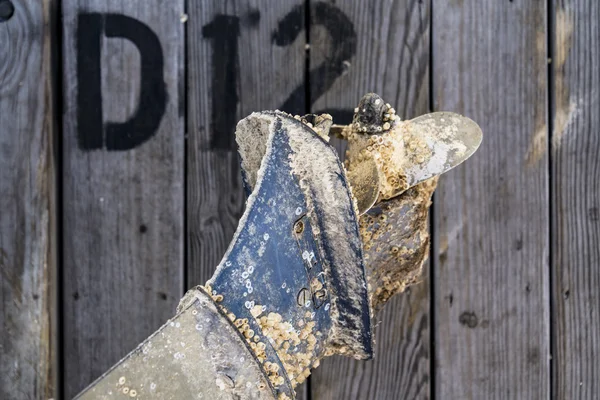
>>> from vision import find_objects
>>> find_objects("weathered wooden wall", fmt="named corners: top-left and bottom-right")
top-left (433, 2), bottom-right (551, 398)
top-left (552, 0), bottom-right (599, 397)
top-left (310, 1), bottom-right (432, 399)
top-left (1, 0), bottom-right (58, 398)
top-left (0, 0), bottom-right (598, 399)
top-left (61, 1), bottom-right (185, 397)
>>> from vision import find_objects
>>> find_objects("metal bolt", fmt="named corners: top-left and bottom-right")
top-left (0, 0), bottom-right (14, 22)
top-left (294, 220), bottom-right (304, 235)
top-left (297, 288), bottom-right (309, 307)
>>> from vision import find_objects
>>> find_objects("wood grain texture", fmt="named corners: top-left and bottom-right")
top-left (186, 0), bottom-right (305, 287)
top-left (62, 1), bottom-right (184, 397)
top-left (432, 2), bottom-right (550, 399)
top-left (313, 281), bottom-right (431, 400)
top-left (310, 0), bottom-right (429, 159)
top-left (186, 1), bottom-right (307, 397)
top-left (310, 1), bottom-right (431, 399)
top-left (0, 1), bottom-right (57, 398)
top-left (552, 1), bottom-right (600, 398)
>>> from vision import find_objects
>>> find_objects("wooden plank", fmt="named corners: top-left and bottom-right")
top-left (0, 1), bottom-right (57, 399)
top-left (186, 1), bottom-right (305, 300)
top-left (61, 1), bottom-right (184, 397)
top-left (313, 282), bottom-right (431, 399)
top-left (186, 0), bottom-right (307, 398)
top-left (310, 1), bottom-right (432, 399)
top-left (432, 2), bottom-right (550, 399)
top-left (552, 1), bottom-right (600, 397)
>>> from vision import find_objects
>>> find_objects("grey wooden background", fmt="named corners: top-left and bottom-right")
top-left (0, 0), bottom-right (598, 399)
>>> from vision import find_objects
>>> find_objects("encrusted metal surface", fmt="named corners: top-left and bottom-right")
top-left (207, 112), bottom-right (373, 396)
top-left (73, 93), bottom-right (483, 400)
top-left (361, 178), bottom-right (437, 312)
top-left (345, 155), bottom-right (381, 215)
top-left (400, 111), bottom-right (482, 187)
top-left (340, 93), bottom-right (482, 208)
top-left (76, 291), bottom-right (274, 400)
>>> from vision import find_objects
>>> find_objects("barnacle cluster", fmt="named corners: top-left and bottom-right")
top-left (349, 94), bottom-right (400, 134)
top-left (358, 178), bottom-right (437, 312)
top-left (254, 308), bottom-right (321, 388)
top-left (201, 284), bottom-right (322, 396)
top-left (345, 128), bottom-right (409, 200)
top-left (116, 376), bottom-right (137, 397)
top-left (292, 113), bottom-right (333, 141)
top-left (359, 212), bottom-right (394, 252)
top-left (201, 285), bottom-right (274, 389)
top-left (352, 101), bottom-right (398, 133)
top-left (399, 120), bottom-right (433, 166)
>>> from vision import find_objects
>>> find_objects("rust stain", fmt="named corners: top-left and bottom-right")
top-left (525, 125), bottom-right (548, 167)
top-left (439, 234), bottom-right (449, 256)
top-left (406, 280), bottom-right (429, 328)
top-left (525, 29), bottom-right (549, 167)
top-left (553, 8), bottom-right (575, 151)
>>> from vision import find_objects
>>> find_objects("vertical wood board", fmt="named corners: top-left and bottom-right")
top-left (0, 1), bottom-right (57, 398)
top-left (309, 1), bottom-right (431, 399)
top-left (552, 1), bottom-right (600, 397)
top-left (186, 0), bottom-right (307, 398)
top-left (186, 0), bottom-right (307, 287)
top-left (432, 2), bottom-right (550, 399)
top-left (62, 1), bottom-right (184, 397)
